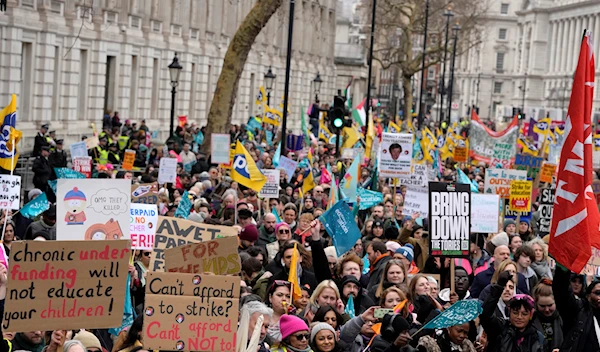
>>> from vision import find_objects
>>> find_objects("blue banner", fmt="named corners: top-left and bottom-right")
top-left (357, 188), bottom-right (384, 210)
top-left (247, 117), bottom-right (263, 132)
top-left (174, 191), bottom-right (193, 219)
top-left (20, 192), bottom-right (50, 219)
top-left (457, 168), bottom-right (479, 193)
top-left (320, 201), bottom-right (361, 257)
top-left (54, 167), bottom-right (86, 179)
top-left (423, 300), bottom-right (482, 330)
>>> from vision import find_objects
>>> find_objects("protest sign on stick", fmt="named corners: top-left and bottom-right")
top-left (540, 163), bottom-right (557, 184)
top-left (158, 158), bottom-right (177, 184)
top-left (378, 133), bottom-right (413, 178)
top-left (484, 169), bottom-right (527, 198)
top-left (72, 157), bottom-right (92, 178)
top-left (150, 217), bottom-right (238, 271)
top-left (0, 175), bottom-right (21, 210)
top-left (164, 236), bottom-right (241, 275)
top-left (131, 183), bottom-right (159, 204)
top-left (130, 204), bottom-right (158, 250)
top-left (538, 188), bottom-right (555, 236)
top-left (509, 180), bottom-right (532, 212)
top-left (142, 272), bottom-right (240, 352)
top-left (3, 240), bottom-right (130, 331)
top-left (122, 150), bottom-right (136, 171)
top-left (471, 194), bottom-right (500, 233)
top-left (428, 182), bottom-right (471, 257)
top-left (259, 169), bottom-right (280, 199)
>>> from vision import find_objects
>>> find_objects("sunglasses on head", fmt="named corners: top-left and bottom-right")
top-left (292, 333), bottom-right (310, 341)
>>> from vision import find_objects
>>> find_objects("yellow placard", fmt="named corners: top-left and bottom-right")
top-left (453, 146), bottom-right (468, 162)
top-left (509, 180), bottom-right (532, 212)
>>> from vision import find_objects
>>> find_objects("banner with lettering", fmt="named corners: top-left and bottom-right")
top-left (131, 183), bottom-right (159, 204)
top-left (164, 236), bottom-right (241, 275)
top-left (3, 240), bottom-right (130, 331)
top-left (538, 188), bottom-right (554, 236)
top-left (143, 272), bottom-right (240, 352)
top-left (469, 111), bottom-right (519, 164)
top-left (484, 169), bottom-right (527, 198)
top-left (150, 217), bottom-right (238, 271)
top-left (429, 182), bottom-right (471, 257)
top-left (320, 201), bottom-right (362, 257)
top-left (130, 204), bottom-right (158, 251)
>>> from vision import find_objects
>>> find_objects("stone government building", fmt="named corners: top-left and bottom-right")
top-left (0, 0), bottom-right (338, 150)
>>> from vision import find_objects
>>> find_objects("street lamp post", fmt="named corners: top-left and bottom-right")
top-left (438, 6), bottom-right (453, 124)
top-left (313, 72), bottom-right (322, 102)
top-left (168, 53), bottom-right (183, 138)
top-left (418, 0), bottom-right (430, 129)
top-left (264, 66), bottom-right (276, 106)
top-left (365, 0), bottom-right (377, 134)
top-left (446, 23), bottom-right (461, 126)
top-left (281, 0), bottom-right (295, 155)
top-left (393, 85), bottom-right (401, 121)
top-left (370, 85), bottom-right (377, 114)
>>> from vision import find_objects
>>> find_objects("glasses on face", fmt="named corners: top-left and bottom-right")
top-left (315, 190), bottom-right (323, 193)
top-left (143, 252), bottom-right (152, 257)
top-left (293, 333), bottom-right (310, 341)
top-left (456, 276), bottom-right (469, 282)
top-left (279, 229), bottom-right (290, 234)
top-left (510, 309), bottom-right (531, 318)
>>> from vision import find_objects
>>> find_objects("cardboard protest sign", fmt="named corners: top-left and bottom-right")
top-left (471, 194), bottom-right (500, 233)
top-left (538, 188), bottom-right (554, 236)
top-left (72, 156), bottom-right (92, 178)
top-left (378, 132), bottom-right (413, 178)
top-left (403, 186), bottom-right (429, 218)
top-left (131, 204), bottom-right (158, 250)
top-left (211, 134), bottom-right (231, 164)
top-left (484, 169), bottom-right (527, 198)
top-left (453, 146), bottom-right (468, 162)
top-left (0, 175), bottom-right (21, 210)
top-left (85, 136), bottom-right (99, 149)
top-left (69, 141), bottom-right (88, 158)
top-left (540, 163), bottom-right (556, 184)
top-left (158, 158), bottom-right (177, 184)
top-left (150, 217), bottom-right (238, 271)
top-left (122, 150), bottom-right (136, 170)
top-left (259, 169), bottom-right (280, 199)
top-left (509, 180), bottom-right (532, 212)
top-left (164, 236), bottom-right (241, 275)
top-left (219, 147), bottom-right (235, 169)
top-left (277, 156), bottom-right (298, 183)
top-left (56, 179), bottom-right (131, 240)
top-left (131, 183), bottom-right (159, 204)
top-left (142, 272), bottom-right (240, 352)
top-left (3, 240), bottom-right (130, 331)
top-left (514, 154), bottom-right (543, 179)
top-left (429, 182), bottom-right (470, 257)
top-left (490, 142), bottom-right (514, 168)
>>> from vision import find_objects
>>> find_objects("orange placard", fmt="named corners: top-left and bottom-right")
top-left (453, 146), bottom-right (468, 162)
top-left (122, 149), bottom-right (136, 170)
top-left (540, 163), bottom-right (556, 184)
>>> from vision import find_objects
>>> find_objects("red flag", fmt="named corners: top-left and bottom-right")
top-left (549, 30), bottom-right (600, 273)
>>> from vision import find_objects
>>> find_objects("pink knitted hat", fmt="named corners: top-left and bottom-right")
top-left (279, 314), bottom-right (309, 340)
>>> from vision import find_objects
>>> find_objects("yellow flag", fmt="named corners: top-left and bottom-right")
top-left (263, 105), bottom-right (282, 126)
top-left (342, 126), bottom-right (360, 149)
top-left (365, 112), bottom-right (375, 159)
top-left (230, 141), bottom-right (267, 192)
top-left (388, 121), bottom-right (401, 133)
top-left (288, 243), bottom-right (302, 301)
top-left (0, 94), bottom-right (21, 171)
top-left (256, 86), bottom-right (267, 105)
top-left (533, 118), bottom-right (551, 136)
top-left (302, 150), bottom-right (315, 194)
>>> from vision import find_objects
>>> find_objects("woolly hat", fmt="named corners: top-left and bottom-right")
top-left (490, 232), bottom-right (509, 247)
top-left (310, 322), bottom-right (336, 342)
top-left (239, 224), bottom-right (259, 242)
top-left (384, 227), bottom-right (399, 241)
top-left (65, 187), bottom-right (86, 201)
top-left (279, 314), bottom-right (309, 340)
top-left (386, 241), bottom-right (401, 253)
top-left (395, 243), bottom-right (414, 263)
top-left (503, 219), bottom-right (516, 232)
top-left (276, 222), bottom-right (291, 233)
top-left (341, 275), bottom-right (361, 288)
top-left (381, 314), bottom-right (410, 340)
top-left (73, 331), bottom-right (102, 350)
top-left (28, 188), bottom-right (42, 201)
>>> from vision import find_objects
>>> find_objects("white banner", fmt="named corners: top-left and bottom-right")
top-left (471, 194), bottom-right (500, 233)
top-left (378, 132), bottom-right (413, 178)
top-left (259, 169), bottom-right (280, 199)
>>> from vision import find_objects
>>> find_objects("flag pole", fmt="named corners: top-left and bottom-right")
top-left (1, 134), bottom-right (17, 242)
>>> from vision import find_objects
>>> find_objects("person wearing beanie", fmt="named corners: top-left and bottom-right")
top-left (394, 244), bottom-right (419, 275)
top-left (340, 275), bottom-right (375, 317)
top-left (310, 323), bottom-right (341, 352)
top-left (398, 223), bottom-right (426, 272)
top-left (386, 241), bottom-right (401, 254)
top-left (73, 331), bottom-right (102, 352)
top-left (503, 219), bottom-right (517, 235)
top-left (271, 314), bottom-right (312, 352)
top-left (239, 224), bottom-right (259, 251)
top-left (27, 188), bottom-right (42, 202)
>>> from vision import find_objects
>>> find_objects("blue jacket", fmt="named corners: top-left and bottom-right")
top-left (470, 265), bottom-right (529, 299)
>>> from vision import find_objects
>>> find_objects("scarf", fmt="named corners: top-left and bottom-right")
top-left (135, 261), bottom-right (148, 287)
top-left (283, 345), bottom-right (313, 352)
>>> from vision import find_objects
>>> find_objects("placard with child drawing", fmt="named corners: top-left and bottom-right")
top-left (56, 179), bottom-right (131, 240)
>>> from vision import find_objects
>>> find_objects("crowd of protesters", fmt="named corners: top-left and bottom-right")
top-left (0, 114), bottom-right (597, 352)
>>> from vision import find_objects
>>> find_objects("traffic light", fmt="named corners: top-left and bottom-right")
top-left (329, 93), bottom-right (347, 131)
top-left (518, 108), bottom-right (524, 120)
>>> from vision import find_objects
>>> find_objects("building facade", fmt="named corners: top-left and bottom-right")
top-left (0, 0), bottom-right (338, 150)
top-left (454, 0), bottom-right (522, 121)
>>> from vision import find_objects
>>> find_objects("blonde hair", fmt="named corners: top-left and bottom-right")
top-left (491, 259), bottom-right (518, 284)
top-left (379, 287), bottom-right (410, 317)
top-left (309, 280), bottom-right (340, 307)
top-left (526, 237), bottom-right (549, 261)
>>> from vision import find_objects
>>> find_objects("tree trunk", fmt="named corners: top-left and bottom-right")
top-left (402, 74), bottom-right (413, 123)
top-left (200, 0), bottom-right (283, 155)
